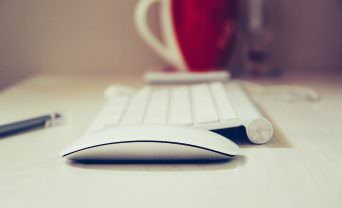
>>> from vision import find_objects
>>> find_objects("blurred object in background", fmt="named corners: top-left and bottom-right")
top-left (0, 0), bottom-right (342, 89)
top-left (240, 0), bottom-right (280, 77)
top-left (135, 0), bottom-right (238, 72)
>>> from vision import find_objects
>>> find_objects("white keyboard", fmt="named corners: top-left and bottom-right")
top-left (85, 82), bottom-right (274, 144)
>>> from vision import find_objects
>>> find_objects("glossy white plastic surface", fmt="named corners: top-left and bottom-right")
top-left (61, 125), bottom-right (240, 160)
top-left (144, 71), bottom-right (231, 84)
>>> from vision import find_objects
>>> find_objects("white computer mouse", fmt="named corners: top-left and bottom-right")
top-left (61, 125), bottom-right (240, 161)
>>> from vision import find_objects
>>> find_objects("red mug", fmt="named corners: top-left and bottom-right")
top-left (135, 0), bottom-right (238, 72)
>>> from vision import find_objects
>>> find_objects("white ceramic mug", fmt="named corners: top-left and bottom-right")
top-left (134, 0), bottom-right (238, 72)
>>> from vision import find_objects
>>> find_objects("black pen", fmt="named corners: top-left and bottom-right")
top-left (0, 113), bottom-right (62, 138)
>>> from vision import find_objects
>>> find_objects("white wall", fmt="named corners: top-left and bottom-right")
top-left (0, 0), bottom-right (342, 88)
top-left (272, 0), bottom-right (342, 71)
top-left (0, 0), bottom-right (164, 88)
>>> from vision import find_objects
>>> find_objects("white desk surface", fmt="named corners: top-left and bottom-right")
top-left (0, 73), bottom-right (341, 208)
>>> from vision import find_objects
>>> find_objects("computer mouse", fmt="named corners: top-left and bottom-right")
top-left (60, 125), bottom-right (240, 161)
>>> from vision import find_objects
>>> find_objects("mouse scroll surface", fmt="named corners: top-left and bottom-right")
top-left (61, 125), bottom-right (240, 161)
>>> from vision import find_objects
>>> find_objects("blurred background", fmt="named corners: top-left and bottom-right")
top-left (0, 0), bottom-right (341, 89)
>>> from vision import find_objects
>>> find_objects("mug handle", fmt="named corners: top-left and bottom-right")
top-left (134, 0), bottom-right (179, 68)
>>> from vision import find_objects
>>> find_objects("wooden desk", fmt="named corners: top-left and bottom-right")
top-left (0, 73), bottom-right (341, 208)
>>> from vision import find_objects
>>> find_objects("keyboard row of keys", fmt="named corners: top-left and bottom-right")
top-left (89, 82), bottom-right (238, 133)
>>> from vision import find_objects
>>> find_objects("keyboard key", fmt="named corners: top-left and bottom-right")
top-left (144, 89), bottom-right (169, 124)
top-left (168, 86), bottom-right (192, 125)
top-left (191, 84), bottom-right (219, 124)
top-left (210, 82), bottom-right (237, 121)
top-left (87, 96), bottom-right (130, 133)
top-left (120, 87), bottom-right (151, 125)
